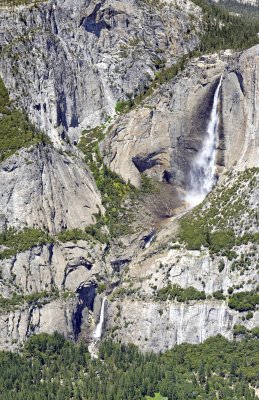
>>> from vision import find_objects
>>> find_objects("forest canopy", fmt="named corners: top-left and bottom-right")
top-left (0, 332), bottom-right (259, 400)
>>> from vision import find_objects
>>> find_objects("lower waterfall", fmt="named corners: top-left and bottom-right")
top-left (186, 76), bottom-right (222, 208)
top-left (93, 297), bottom-right (106, 339)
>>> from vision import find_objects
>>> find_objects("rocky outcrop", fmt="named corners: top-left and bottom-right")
top-left (0, 239), bottom-right (104, 295)
top-left (102, 165), bottom-right (259, 352)
top-left (0, 0), bottom-right (201, 144)
top-left (0, 143), bottom-right (102, 233)
top-left (124, 246), bottom-right (259, 297)
top-left (0, 238), bottom-right (107, 349)
top-left (107, 299), bottom-right (247, 352)
top-left (0, 298), bottom-right (76, 351)
top-left (105, 241), bottom-right (259, 352)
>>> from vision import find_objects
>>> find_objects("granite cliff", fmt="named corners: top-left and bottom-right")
top-left (0, 0), bottom-right (258, 353)
top-left (0, 0), bottom-right (201, 144)
top-left (0, 144), bottom-right (102, 233)
top-left (101, 46), bottom-right (259, 189)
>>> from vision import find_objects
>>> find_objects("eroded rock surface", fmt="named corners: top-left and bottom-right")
top-left (0, 0), bottom-right (201, 143)
top-left (0, 239), bottom-right (106, 349)
top-left (0, 144), bottom-right (102, 233)
top-left (106, 242), bottom-right (259, 352)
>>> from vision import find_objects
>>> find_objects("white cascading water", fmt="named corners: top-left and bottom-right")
top-left (93, 297), bottom-right (106, 339)
top-left (186, 76), bottom-right (222, 208)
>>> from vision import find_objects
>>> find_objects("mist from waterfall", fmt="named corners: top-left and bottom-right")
top-left (186, 76), bottom-right (222, 208)
top-left (93, 297), bottom-right (106, 339)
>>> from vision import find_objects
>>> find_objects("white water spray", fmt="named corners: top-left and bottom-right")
top-left (93, 297), bottom-right (106, 339)
top-left (186, 76), bottom-right (222, 208)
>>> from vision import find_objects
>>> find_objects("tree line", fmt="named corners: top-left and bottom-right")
top-left (0, 332), bottom-right (258, 399)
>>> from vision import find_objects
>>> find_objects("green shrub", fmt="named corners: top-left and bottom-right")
top-left (0, 228), bottom-right (50, 260)
top-left (0, 290), bottom-right (58, 312)
top-left (209, 230), bottom-right (236, 254)
top-left (178, 218), bottom-right (209, 250)
top-left (140, 173), bottom-right (157, 193)
top-left (0, 0), bottom-right (43, 6)
top-left (97, 283), bottom-right (107, 294)
top-left (233, 324), bottom-right (247, 337)
top-left (115, 99), bottom-right (133, 114)
top-left (246, 311), bottom-right (253, 320)
top-left (178, 169), bottom-right (259, 255)
top-left (56, 228), bottom-right (90, 243)
top-left (156, 284), bottom-right (206, 302)
top-left (228, 287), bottom-right (234, 295)
top-left (228, 290), bottom-right (259, 312)
top-left (0, 78), bottom-right (10, 113)
top-left (212, 291), bottom-right (226, 301)
top-left (146, 394), bottom-right (168, 400)
top-left (251, 327), bottom-right (259, 338)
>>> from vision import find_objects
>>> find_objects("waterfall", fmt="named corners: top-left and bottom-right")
top-left (186, 76), bottom-right (222, 208)
top-left (93, 297), bottom-right (106, 339)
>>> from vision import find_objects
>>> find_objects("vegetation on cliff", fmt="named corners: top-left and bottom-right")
top-left (156, 284), bottom-right (206, 302)
top-left (179, 169), bottom-right (259, 257)
top-left (0, 228), bottom-right (50, 260)
top-left (0, 0), bottom-right (43, 6)
top-left (0, 78), bottom-right (50, 162)
top-left (229, 288), bottom-right (259, 312)
top-left (192, 0), bottom-right (259, 51)
top-left (78, 125), bottom-right (156, 239)
top-left (0, 290), bottom-right (59, 312)
top-left (78, 127), bottom-right (137, 238)
top-left (115, 0), bottom-right (259, 115)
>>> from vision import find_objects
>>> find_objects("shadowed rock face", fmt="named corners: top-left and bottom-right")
top-left (80, 3), bottom-right (111, 37)
top-left (73, 282), bottom-right (97, 339)
top-left (0, 0), bottom-right (201, 144)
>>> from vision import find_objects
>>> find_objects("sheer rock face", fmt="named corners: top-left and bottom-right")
top-left (106, 243), bottom-right (259, 352)
top-left (0, 0), bottom-right (201, 144)
top-left (222, 45), bottom-right (259, 170)
top-left (0, 241), bottom-right (104, 295)
top-left (101, 60), bottom-right (225, 188)
top-left (0, 299), bottom-right (76, 351)
top-left (0, 144), bottom-right (102, 233)
top-left (0, 240), bottom-right (105, 350)
top-left (101, 46), bottom-right (259, 190)
top-left (109, 300), bottom-right (258, 353)
top-left (107, 300), bottom-right (238, 352)
top-left (0, 0), bottom-right (203, 350)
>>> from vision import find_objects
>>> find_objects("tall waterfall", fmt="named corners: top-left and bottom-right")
top-left (93, 297), bottom-right (106, 339)
top-left (186, 76), bottom-right (222, 208)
